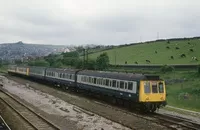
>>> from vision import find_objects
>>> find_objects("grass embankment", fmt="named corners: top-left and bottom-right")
top-left (88, 39), bottom-right (200, 65)
top-left (161, 71), bottom-right (200, 112)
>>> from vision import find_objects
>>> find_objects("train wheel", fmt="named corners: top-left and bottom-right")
top-left (111, 97), bottom-right (117, 104)
top-left (116, 98), bottom-right (123, 106)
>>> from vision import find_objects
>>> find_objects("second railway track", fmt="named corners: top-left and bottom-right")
top-left (94, 100), bottom-right (200, 130)
top-left (0, 89), bottom-right (60, 130)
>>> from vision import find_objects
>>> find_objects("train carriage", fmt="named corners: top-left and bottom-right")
top-left (7, 65), bottom-right (17, 74)
top-left (76, 70), bottom-right (140, 100)
top-left (7, 65), bottom-right (167, 112)
top-left (29, 66), bottom-right (46, 80)
top-left (8, 66), bottom-right (29, 76)
top-left (76, 70), bottom-right (166, 112)
top-left (45, 68), bottom-right (77, 89)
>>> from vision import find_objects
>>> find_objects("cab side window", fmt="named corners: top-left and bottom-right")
top-left (152, 82), bottom-right (158, 93)
top-left (144, 82), bottom-right (150, 93)
top-left (159, 82), bottom-right (164, 93)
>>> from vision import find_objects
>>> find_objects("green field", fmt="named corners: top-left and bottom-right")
top-left (88, 39), bottom-right (200, 65)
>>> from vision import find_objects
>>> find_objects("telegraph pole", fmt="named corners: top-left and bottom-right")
top-left (83, 49), bottom-right (85, 69)
top-left (86, 49), bottom-right (88, 65)
top-left (114, 50), bottom-right (116, 66)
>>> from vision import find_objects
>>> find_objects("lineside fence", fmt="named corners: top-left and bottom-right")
top-left (110, 64), bottom-right (199, 71)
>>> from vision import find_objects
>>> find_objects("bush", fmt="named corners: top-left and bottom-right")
top-left (51, 61), bottom-right (63, 68)
top-left (86, 59), bottom-right (96, 70)
top-left (75, 59), bottom-right (83, 69)
top-left (160, 65), bottom-right (174, 73)
top-left (96, 52), bottom-right (110, 70)
top-left (198, 65), bottom-right (200, 74)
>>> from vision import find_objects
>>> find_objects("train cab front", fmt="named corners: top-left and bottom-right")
top-left (139, 80), bottom-right (166, 112)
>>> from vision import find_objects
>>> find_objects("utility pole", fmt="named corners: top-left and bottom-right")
top-left (86, 49), bottom-right (88, 65)
top-left (114, 50), bottom-right (116, 66)
top-left (83, 49), bottom-right (85, 69)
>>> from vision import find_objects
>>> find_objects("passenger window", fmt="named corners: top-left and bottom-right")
top-left (91, 78), bottom-right (94, 83)
top-left (125, 82), bottom-right (128, 89)
top-left (117, 81), bottom-right (120, 88)
top-left (109, 80), bottom-right (112, 87)
top-left (112, 80), bottom-right (116, 88)
top-left (96, 79), bottom-right (98, 84)
top-left (106, 79), bottom-right (109, 86)
top-left (128, 82), bottom-right (133, 90)
top-left (94, 78), bottom-right (96, 84)
top-left (120, 81), bottom-right (124, 89)
top-left (89, 77), bottom-right (91, 83)
top-left (159, 82), bottom-right (164, 93)
top-left (103, 79), bottom-right (106, 85)
top-left (152, 82), bottom-right (158, 93)
top-left (100, 79), bottom-right (102, 85)
top-left (144, 82), bottom-right (151, 93)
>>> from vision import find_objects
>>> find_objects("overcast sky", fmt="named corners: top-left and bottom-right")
top-left (0, 0), bottom-right (199, 45)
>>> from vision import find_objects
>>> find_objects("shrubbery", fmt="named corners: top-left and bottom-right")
top-left (160, 65), bottom-right (174, 73)
top-left (28, 51), bottom-right (110, 71)
top-left (198, 65), bottom-right (200, 74)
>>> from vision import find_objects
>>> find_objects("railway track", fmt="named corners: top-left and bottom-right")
top-left (94, 101), bottom-right (200, 130)
top-left (153, 113), bottom-right (200, 130)
top-left (0, 89), bottom-right (60, 130)
top-left (4, 75), bottom-right (200, 130)
top-left (0, 115), bottom-right (11, 130)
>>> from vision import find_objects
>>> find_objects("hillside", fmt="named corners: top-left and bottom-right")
top-left (0, 41), bottom-right (69, 62)
top-left (88, 38), bottom-right (200, 65)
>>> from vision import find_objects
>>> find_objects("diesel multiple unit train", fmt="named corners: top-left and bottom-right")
top-left (8, 65), bottom-right (167, 112)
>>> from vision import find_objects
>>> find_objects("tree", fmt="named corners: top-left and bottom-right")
top-left (86, 59), bottom-right (96, 70)
top-left (51, 61), bottom-right (63, 68)
top-left (62, 51), bottom-right (79, 58)
top-left (96, 52), bottom-right (109, 70)
top-left (44, 54), bottom-right (63, 66)
top-left (75, 59), bottom-right (83, 69)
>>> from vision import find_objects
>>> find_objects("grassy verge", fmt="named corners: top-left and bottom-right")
top-left (160, 71), bottom-right (200, 112)
top-left (163, 107), bottom-right (200, 116)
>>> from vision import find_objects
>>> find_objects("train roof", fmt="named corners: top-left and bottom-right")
top-left (39, 67), bottom-right (161, 81)
top-left (46, 67), bottom-right (78, 73)
top-left (29, 66), bottom-right (46, 69)
top-left (78, 70), bottom-right (160, 81)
